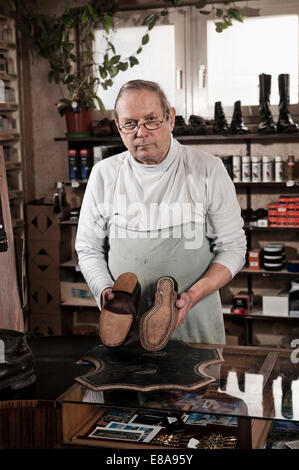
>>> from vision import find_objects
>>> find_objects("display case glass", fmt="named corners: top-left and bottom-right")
top-left (59, 344), bottom-right (299, 449)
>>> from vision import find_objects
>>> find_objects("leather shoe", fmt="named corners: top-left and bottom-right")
top-left (140, 276), bottom-right (179, 352)
top-left (0, 329), bottom-right (36, 391)
top-left (99, 272), bottom-right (141, 348)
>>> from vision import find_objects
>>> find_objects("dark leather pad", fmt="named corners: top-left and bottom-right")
top-left (75, 340), bottom-right (223, 392)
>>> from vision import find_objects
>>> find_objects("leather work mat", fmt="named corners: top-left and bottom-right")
top-left (75, 340), bottom-right (224, 392)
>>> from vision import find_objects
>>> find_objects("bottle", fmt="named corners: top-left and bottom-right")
top-left (232, 155), bottom-right (241, 182)
top-left (274, 156), bottom-right (284, 182)
top-left (68, 149), bottom-right (79, 180)
top-left (262, 156), bottom-right (273, 182)
top-left (251, 156), bottom-right (262, 182)
top-left (287, 155), bottom-right (295, 181)
top-left (79, 148), bottom-right (91, 180)
top-left (241, 156), bottom-right (251, 182)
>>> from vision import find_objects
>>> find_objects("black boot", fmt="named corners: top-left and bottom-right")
top-left (0, 329), bottom-right (36, 391)
top-left (258, 73), bottom-right (277, 133)
top-left (277, 74), bottom-right (298, 133)
top-left (231, 101), bottom-right (250, 134)
top-left (213, 102), bottom-right (230, 134)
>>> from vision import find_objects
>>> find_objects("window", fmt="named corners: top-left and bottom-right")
top-left (95, 25), bottom-right (176, 111)
top-left (207, 15), bottom-right (298, 107)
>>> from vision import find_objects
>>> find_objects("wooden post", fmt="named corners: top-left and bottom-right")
top-left (0, 146), bottom-right (24, 332)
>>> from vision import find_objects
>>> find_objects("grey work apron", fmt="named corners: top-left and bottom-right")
top-left (106, 150), bottom-right (226, 345)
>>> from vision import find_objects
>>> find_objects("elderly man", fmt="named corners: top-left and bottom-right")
top-left (75, 79), bottom-right (246, 346)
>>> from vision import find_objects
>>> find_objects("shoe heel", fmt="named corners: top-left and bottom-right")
top-left (113, 272), bottom-right (138, 294)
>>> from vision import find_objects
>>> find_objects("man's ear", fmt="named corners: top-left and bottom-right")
top-left (114, 118), bottom-right (120, 133)
top-left (169, 107), bottom-right (176, 131)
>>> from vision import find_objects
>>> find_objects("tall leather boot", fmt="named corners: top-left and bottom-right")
top-left (0, 329), bottom-right (36, 391)
top-left (277, 73), bottom-right (298, 133)
top-left (258, 73), bottom-right (277, 133)
top-left (213, 101), bottom-right (230, 134)
top-left (231, 100), bottom-right (250, 134)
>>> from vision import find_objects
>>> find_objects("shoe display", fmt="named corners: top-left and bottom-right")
top-left (99, 272), bottom-right (141, 348)
top-left (92, 118), bottom-right (112, 136)
top-left (0, 329), bottom-right (36, 391)
top-left (230, 101), bottom-right (250, 134)
top-left (173, 116), bottom-right (188, 136)
top-left (277, 74), bottom-right (298, 133)
top-left (140, 276), bottom-right (179, 352)
top-left (258, 73), bottom-right (277, 134)
top-left (188, 115), bottom-right (208, 135)
top-left (213, 102), bottom-right (230, 134)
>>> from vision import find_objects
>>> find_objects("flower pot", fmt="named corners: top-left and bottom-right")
top-left (65, 107), bottom-right (92, 137)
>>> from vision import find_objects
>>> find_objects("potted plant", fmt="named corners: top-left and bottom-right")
top-left (6, 0), bottom-right (150, 136)
top-left (5, 0), bottom-right (243, 136)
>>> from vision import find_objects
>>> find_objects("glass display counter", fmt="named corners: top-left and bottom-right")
top-left (59, 343), bottom-right (299, 449)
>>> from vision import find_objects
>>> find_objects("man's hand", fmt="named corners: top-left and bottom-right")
top-left (174, 263), bottom-right (232, 329)
top-left (101, 287), bottom-right (114, 308)
top-left (175, 292), bottom-right (194, 328)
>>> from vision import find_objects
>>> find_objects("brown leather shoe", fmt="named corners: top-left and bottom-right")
top-left (140, 276), bottom-right (179, 352)
top-left (99, 272), bottom-right (140, 347)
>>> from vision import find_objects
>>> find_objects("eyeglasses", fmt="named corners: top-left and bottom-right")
top-left (119, 117), bottom-right (166, 134)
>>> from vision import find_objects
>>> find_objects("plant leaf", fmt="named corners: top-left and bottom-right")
top-left (95, 96), bottom-right (106, 114)
top-left (228, 8), bottom-right (244, 23)
top-left (129, 56), bottom-right (139, 67)
top-left (199, 10), bottom-right (211, 16)
top-left (102, 15), bottom-right (114, 34)
top-left (142, 33), bottom-right (149, 45)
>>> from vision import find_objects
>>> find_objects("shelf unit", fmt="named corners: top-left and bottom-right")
top-left (0, 15), bottom-right (24, 234)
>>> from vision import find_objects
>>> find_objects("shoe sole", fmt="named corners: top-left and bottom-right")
top-left (100, 272), bottom-right (139, 348)
top-left (140, 276), bottom-right (178, 352)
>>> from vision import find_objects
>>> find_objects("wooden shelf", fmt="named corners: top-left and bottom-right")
top-left (244, 225), bottom-right (299, 231)
top-left (5, 161), bottom-right (21, 171)
top-left (0, 39), bottom-right (16, 50)
top-left (0, 71), bottom-right (17, 81)
top-left (240, 267), bottom-right (299, 276)
top-left (0, 132), bottom-right (19, 141)
top-left (235, 181), bottom-right (299, 189)
top-left (54, 133), bottom-right (299, 145)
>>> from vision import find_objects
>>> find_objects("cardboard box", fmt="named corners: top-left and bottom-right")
top-left (262, 289), bottom-right (289, 316)
top-left (26, 200), bottom-right (71, 241)
top-left (29, 313), bottom-right (62, 336)
top-left (60, 282), bottom-right (97, 307)
top-left (29, 279), bottom-right (60, 314)
top-left (27, 239), bottom-right (70, 280)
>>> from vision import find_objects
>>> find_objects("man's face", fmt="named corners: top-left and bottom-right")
top-left (115, 89), bottom-right (175, 165)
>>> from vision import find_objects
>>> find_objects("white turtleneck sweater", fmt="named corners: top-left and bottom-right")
top-left (75, 136), bottom-right (246, 307)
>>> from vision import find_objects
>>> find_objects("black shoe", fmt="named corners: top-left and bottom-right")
top-left (277, 74), bottom-right (298, 133)
top-left (173, 116), bottom-right (188, 136)
top-left (0, 329), bottom-right (36, 391)
top-left (188, 115), bottom-right (207, 135)
top-left (213, 102), bottom-right (230, 134)
top-left (258, 73), bottom-right (277, 134)
top-left (231, 101), bottom-right (250, 134)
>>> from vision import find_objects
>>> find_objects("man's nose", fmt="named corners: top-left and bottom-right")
top-left (136, 123), bottom-right (149, 137)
